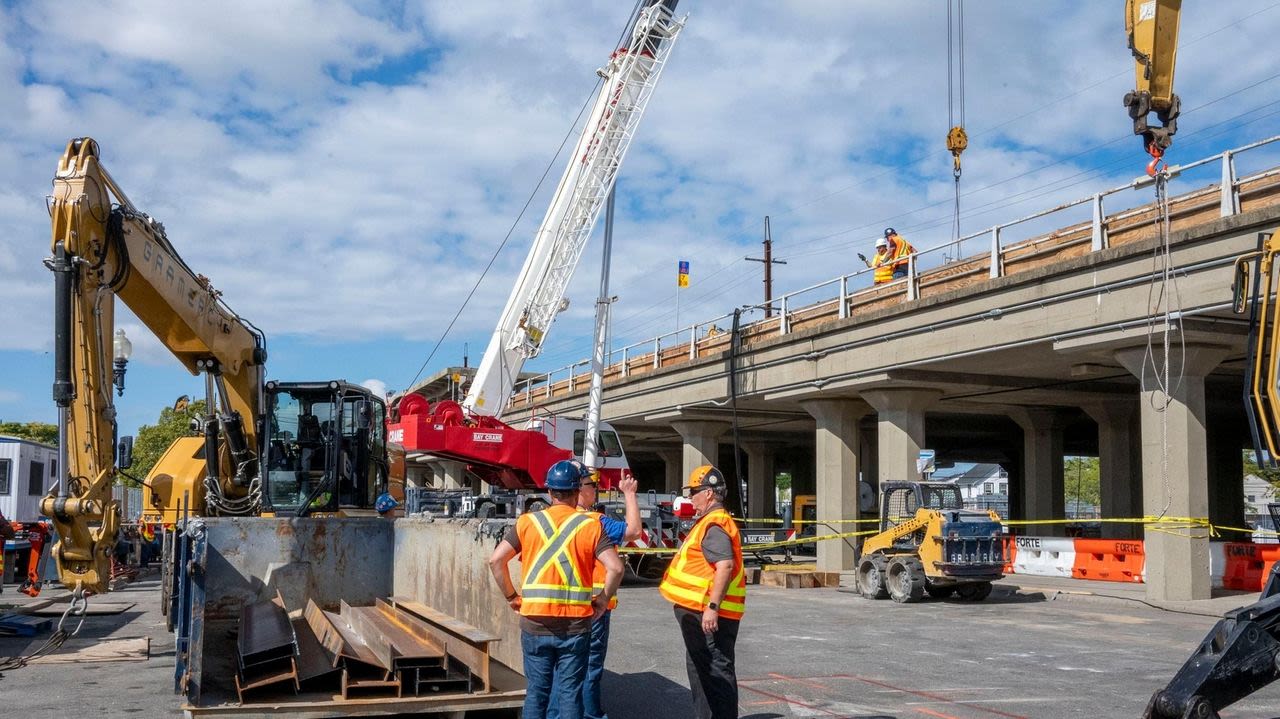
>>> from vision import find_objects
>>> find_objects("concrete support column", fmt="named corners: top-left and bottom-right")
top-left (1207, 413), bottom-right (1246, 537)
top-left (655, 448), bottom-right (684, 494)
top-left (858, 422), bottom-right (878, 500)
top-left (743, 443), bottom-right (780, 519)
top-left (1116, 344), bottom-right (1230, 602)
top-left (1010, 408), bottom-right (1067, 536)
top-left (435, 459), bottom-right (467, 491)
top-left (1084, 400), bottom-right (1142, 539)
top-left (800, 399), bottom-right (871, 573)
top-left (670, 420), bottom-right (730, 493)
top-left (406, 465), bottom-right (427, 489)
top-left (861, 388), bottom-right (940, 488)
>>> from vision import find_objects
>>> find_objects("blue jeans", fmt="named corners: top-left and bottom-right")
top-left (892, 267), bottom-right (908, 280)
top-left (523, 629), bottom-right (591, 719)
top-left (548, 611), bottom-right (611, 719)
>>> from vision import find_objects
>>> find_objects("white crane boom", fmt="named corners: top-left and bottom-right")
top-left (464, 0), bottom-right (685, 416)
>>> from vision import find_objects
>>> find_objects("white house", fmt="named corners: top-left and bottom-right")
top-left (1244, 473), bottom-right (1276, 517)
top-left (0, 435), bottom-right (58, 523)
top-left (938, 463), bottom-right (1008, 499)
top-left (1245, 473), bottom-right (1278, 542)
top-left (936, 463), bottom-right (1010, 517)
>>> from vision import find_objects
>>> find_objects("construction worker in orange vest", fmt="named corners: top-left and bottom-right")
top-left (859, 227), bottom-right (914, 284)
top-left (660, 465), bottom-right (747, 719)
top-left (488, 460), bottom-right (624, 719)
top-left (547, 469), bottom-right (642, 719)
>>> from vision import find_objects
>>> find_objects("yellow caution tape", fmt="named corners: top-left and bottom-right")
top-left (618, 529), bottom-right (877, 556)
top-left (735, 517), bottom-right (878, 525)
top-left (623, 515), bottom-right (1274, 556)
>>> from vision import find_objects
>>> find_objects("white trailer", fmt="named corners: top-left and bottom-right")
top-left (0, 435), bottom-right (58, 522)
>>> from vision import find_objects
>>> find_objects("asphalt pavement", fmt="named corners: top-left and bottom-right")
top-left (2, 572), bottom-right (1278, 718)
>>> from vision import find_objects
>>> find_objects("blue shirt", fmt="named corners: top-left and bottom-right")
top-left (599, 514), bottom-right (627, 544)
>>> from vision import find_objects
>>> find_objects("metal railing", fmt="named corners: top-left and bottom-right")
top-left (513, 134), bottom-right (1280, 407)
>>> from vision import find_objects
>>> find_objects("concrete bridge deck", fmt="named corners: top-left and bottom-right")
top-left (490, 148), bottom-right (1280, 603)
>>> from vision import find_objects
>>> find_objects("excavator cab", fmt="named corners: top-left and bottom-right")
top-left (262, 381), bottom-right (388, 517)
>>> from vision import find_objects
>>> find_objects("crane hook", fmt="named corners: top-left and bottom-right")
top-left (947, 125), bottom-right (968, 180)
top-left (1145, 142), bottom-right (1165, 178)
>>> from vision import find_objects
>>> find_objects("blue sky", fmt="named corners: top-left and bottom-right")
top-left (2, 1), bottom-right (1280, 440)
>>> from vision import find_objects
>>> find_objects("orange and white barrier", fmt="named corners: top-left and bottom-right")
top-left (1219, 542), bottom-right (1280, 591)
top-left (1070, 539), bottom-right (1145, 583)
top-left (1008, 536), bottom-right (1076, 578)
top-left (1002, 537), bottom-right (1280, 587)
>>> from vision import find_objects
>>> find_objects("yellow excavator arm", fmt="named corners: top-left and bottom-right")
top-left (43, 138), bottom-right (265, 594)
top-left (1124, 0), bottom-right (1182, 154)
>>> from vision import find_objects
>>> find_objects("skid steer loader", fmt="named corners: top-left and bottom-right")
top-left (856, 481), bottom-right (1005, 603)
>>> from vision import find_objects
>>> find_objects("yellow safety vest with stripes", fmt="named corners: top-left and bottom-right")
top-left (516, 504), bottom-right (603, 619)
top-left (659, 508), bottom-right (746, 620)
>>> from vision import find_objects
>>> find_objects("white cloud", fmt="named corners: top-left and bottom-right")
top-left (1, 0), bottom-right (1278, 381)
top-left (360, 378), bottom-right (388, 401)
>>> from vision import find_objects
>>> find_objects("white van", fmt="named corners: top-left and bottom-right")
top-left (0, 436), bottom-right (58, 522)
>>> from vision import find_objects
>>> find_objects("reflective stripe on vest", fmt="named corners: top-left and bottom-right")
top-left (873, 254), bottom-right (895, 284)
top-left (890, 235), bottom-right (913, 270)
top-left (518, 508), bottom-right (598, 617)
top-left (659, 508), bottom-right (747, 620)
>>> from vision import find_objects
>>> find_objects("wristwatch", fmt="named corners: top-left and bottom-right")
top-left (505, 591), bottom-right (518, 601)
top-left (707, 602), bottom-right (719, 610)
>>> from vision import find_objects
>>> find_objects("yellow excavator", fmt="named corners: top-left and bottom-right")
top-left (43, 137), bottom-right (392, 597)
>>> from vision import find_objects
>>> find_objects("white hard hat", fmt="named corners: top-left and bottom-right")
top-left (875, 238), bottom-right (889, 248)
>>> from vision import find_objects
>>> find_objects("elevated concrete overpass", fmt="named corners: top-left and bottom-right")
top-left (497, 145), bottom-right (1280, 601)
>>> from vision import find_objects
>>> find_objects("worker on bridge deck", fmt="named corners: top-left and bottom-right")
top-left (489, 460), bottom-right (624, 719)
top-left (661, 465), bottom-right (747, 719)
top-left (859, 227), bottom-right (914, 284)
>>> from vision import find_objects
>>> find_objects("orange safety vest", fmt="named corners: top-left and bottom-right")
top-left (890, 234), bottom-right (914, 270)
top-left (584, 511), bottom-right (619, 611)
top-left (659, 508), bottom-right (746, 620)
top-left (517, 504), bottom-right (603, 619)
top-left (872, 235), bottom-right (914, 284)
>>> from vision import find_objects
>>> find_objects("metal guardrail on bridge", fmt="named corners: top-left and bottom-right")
top-left (510, 135), bottom-right (1280, 411)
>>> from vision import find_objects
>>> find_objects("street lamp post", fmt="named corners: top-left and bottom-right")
top-left (113, 328), bottom-right (133, 397)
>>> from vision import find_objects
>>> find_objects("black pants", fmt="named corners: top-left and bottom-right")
top-left (674, 606), bottom-right (739, 719)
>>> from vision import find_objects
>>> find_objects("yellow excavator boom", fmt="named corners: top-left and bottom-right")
top-left (43, 137), bottom-right (265, 594)
top-left (1124, 0), bottom-right (1182, 153)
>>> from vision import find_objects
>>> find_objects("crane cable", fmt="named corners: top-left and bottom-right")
top-left (946, 0), bottom-right (968, 256)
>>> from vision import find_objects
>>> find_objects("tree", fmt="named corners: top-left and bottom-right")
top-left (1063, 456), bottom-right (1100, 517)
top-left (0, 421), bottom-right (58, 446)
top-left (774, 471), bottom-right (793, 503)
top-left (1243, 449), bottom-right (1280, 487)
top-left (131, 400), bottom-right (206, 483)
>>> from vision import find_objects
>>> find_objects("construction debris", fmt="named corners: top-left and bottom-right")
top-left (238, 594), bottom-right (500, 706)
top-left (234, 592), bottom-right (299, 702)
top-left (29, 637), bottom-right (150, 664)
top-left (0, 613), bottom-right (53, 637)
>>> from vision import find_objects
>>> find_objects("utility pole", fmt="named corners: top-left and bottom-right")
top-left (745, 216), bottom-right (787, 318)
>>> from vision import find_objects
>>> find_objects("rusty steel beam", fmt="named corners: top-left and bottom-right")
top-left (342, 601), bottom-right (445, 670)
top-left (390, 597), bottom-right (497, 692)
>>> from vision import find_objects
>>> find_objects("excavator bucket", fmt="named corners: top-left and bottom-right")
top-left (1143, 564), bottom-right (1280, 718)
